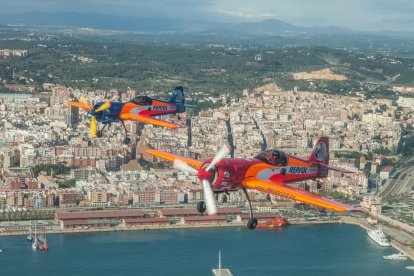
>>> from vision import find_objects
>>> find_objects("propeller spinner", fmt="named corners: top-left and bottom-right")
top-left (89, 102), bottom-right (111, 138)
top-left (66, 96), bottom-right (111, 138)
top-left (173, 144), bottom-right (230, 215)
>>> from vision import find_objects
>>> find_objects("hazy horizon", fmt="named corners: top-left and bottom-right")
top-left (1, 0), bottom-right (414, 33)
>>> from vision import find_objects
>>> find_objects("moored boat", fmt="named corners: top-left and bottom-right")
top-left (367, 226), bottom-right (390, 247)
top-left (27, 221), bottom-right (33, 241)
top-left (383, 252), bottom-right (408, 260)
top-left (32, 240), bottom-right (38, 250)
top-left (38, 233), bottom-right (48, 251)
top-left (257, 217), bottom-right (288, 228)
top-left (32, 222), bottom-right (38, 250)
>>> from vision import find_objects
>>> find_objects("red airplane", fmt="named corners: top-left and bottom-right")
top-left (146, 137), bottom-right (361, 229)
top-left (66, 86), bottom-right (194, 144)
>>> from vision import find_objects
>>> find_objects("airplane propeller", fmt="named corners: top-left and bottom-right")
top-left (202, 179), bottom-right (217, 215)
top-left (89, 102), bottom-right (111, 138)
top-left (206, 145), bottom-right (230, 172)
top-left (66, 97), bottom-right (111, 138)
top-left (94, 102), bottom-right (111, 112)
top-left (90, 115), bottom-right (97, 138)
top-left (173, 159), bottom-right (198, 174)
top-left (66, 96), bottom-right (92, 111)
top-left (172, 144), bottom-right (230, 215)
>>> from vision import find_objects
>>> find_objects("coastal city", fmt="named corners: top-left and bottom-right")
top-left (1, 2), bottom-right (414, 273)
top-left (1, 79), bottom-right (414, 261)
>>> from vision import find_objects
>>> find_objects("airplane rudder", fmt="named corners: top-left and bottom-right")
top-left (309, 136), bottom-right (329, 164)
top-left (169, 86), bottom-right (185, 112)
top-left (169, 86), bottom-right (185, 103)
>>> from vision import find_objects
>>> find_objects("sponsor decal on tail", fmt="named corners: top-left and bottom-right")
top-left (308, 137), bottom-right (353, 176)
top-left (169, 86), bottom-right (196, 112)
top-left (308, 137), bottom-right (330, 178)
top-left (308, 137), bottom-right (329, 165)
top-left (169, 86), bottom-right (185, 112)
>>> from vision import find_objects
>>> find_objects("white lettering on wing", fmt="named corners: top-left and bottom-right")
top-left (130, 107), bottom-right (147, 114)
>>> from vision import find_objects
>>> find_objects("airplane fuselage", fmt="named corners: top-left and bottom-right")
top-left (92, 100), bottom-right (179, 124)
top-left (203, 156), bottom-right (320, 193)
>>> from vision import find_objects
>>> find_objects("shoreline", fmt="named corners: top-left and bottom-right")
top-left (1, 217), bottom-right (413, 261)
top-left (1, 218), bottom-right (346, 237)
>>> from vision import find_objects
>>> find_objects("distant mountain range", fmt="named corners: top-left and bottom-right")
top-left (0, 12), bottom-right (413, 39)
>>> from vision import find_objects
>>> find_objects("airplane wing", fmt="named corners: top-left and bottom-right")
top-left (242, 178), bottom-right (360, 213)
top-left (119, 113), bottom-right (179, 128)
top-left (66, 102), bottom-right (91, 111)
top-left (146, 149), bottom-right (203, 170)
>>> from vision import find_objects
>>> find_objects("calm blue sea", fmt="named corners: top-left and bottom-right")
top-left (1, 224), bottom-right (413, 276)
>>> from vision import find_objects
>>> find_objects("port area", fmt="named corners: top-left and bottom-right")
top-left (340, 216), bottom-right (414, 261)
top-left (1, 215), bottom-right (413, 261)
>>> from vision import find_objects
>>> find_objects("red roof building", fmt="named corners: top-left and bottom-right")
top-left (237, 213), bottom-right (284, 223)
top-left (180, 215), bottom-right (228, 225)
top-left (123, 217), bottom-right (170, 227)
top-left (380, 166), bottom-right (395, 180)
top-left (55, 209), bottom-right (145, 229)
top-left (157, 207), bottom-right (241, 218)
top-left (55, 209), bottom-right (144, 221)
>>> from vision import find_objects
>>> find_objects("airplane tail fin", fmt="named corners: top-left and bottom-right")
top-left (308, 137), bottom-right (329, 165)
top-left (168, 86), bottom-right (196, 112)
top-left (169, 86), bottom-right (185, 112)
top-left (308, 137), bottom-right (354, 177)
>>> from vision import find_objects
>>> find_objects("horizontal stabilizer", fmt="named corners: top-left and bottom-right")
top-left (320, 164), bottom-right (354, 174)
top-left (184, 104), bottom-right (197, 108)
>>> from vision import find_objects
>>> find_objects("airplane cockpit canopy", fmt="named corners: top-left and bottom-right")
top-left (130, 96), bottom-right (153, 106)
top-left (254, 149), bottom-right (288, 166)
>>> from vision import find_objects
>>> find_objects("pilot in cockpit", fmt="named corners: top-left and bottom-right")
top-left (131, 96), bottom-right (152, 106)
top-left (271, 150), bottom-right (288, 166)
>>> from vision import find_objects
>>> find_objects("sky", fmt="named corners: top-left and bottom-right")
top-left (2, 0), bottom-right (414, 32)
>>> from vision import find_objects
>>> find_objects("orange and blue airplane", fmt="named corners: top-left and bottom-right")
top-left (67, 86), bottom-right (194, 143)
top-left (147, 137), bottom-right (361, 229)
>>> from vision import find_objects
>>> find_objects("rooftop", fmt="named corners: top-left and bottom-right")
top-left (56, 209), bottom-right (144, 220)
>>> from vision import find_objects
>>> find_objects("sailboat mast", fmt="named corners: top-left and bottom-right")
top-left (219, 250), bottom-right (222, 275)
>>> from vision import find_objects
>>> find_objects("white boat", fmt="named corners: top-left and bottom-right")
top-left (32, 223), bottom-right (37, 250)
top-left (406, 266), bottom-right (414, 270)
top-left (27, 221), bottom-right (33, 241)
top-left (367, 226), bottom-right (391, 247)
top-left (383, 252), bottom-right (408, 260)
top-left (212, 251), bottom-right (233, 276)
top-left (32, 240), bottom-right (37, 250)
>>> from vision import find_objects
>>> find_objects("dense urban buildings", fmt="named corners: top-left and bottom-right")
top-left (1, 82), bottom-right (413, 219)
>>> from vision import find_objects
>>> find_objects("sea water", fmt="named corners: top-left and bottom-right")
top-left (1, 224), bottom-right (413, 276)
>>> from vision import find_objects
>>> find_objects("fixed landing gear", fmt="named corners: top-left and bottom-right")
top-left (247, 218), bottom-right (258, 229)
top-left (97, 123), bottom-right (110, 138)
top-left (197, 201), bottom-right (206, 213)
top-left (243, 188), bottom-right (257, 229)
top-left (121, 120), bottom-right (130, 144)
